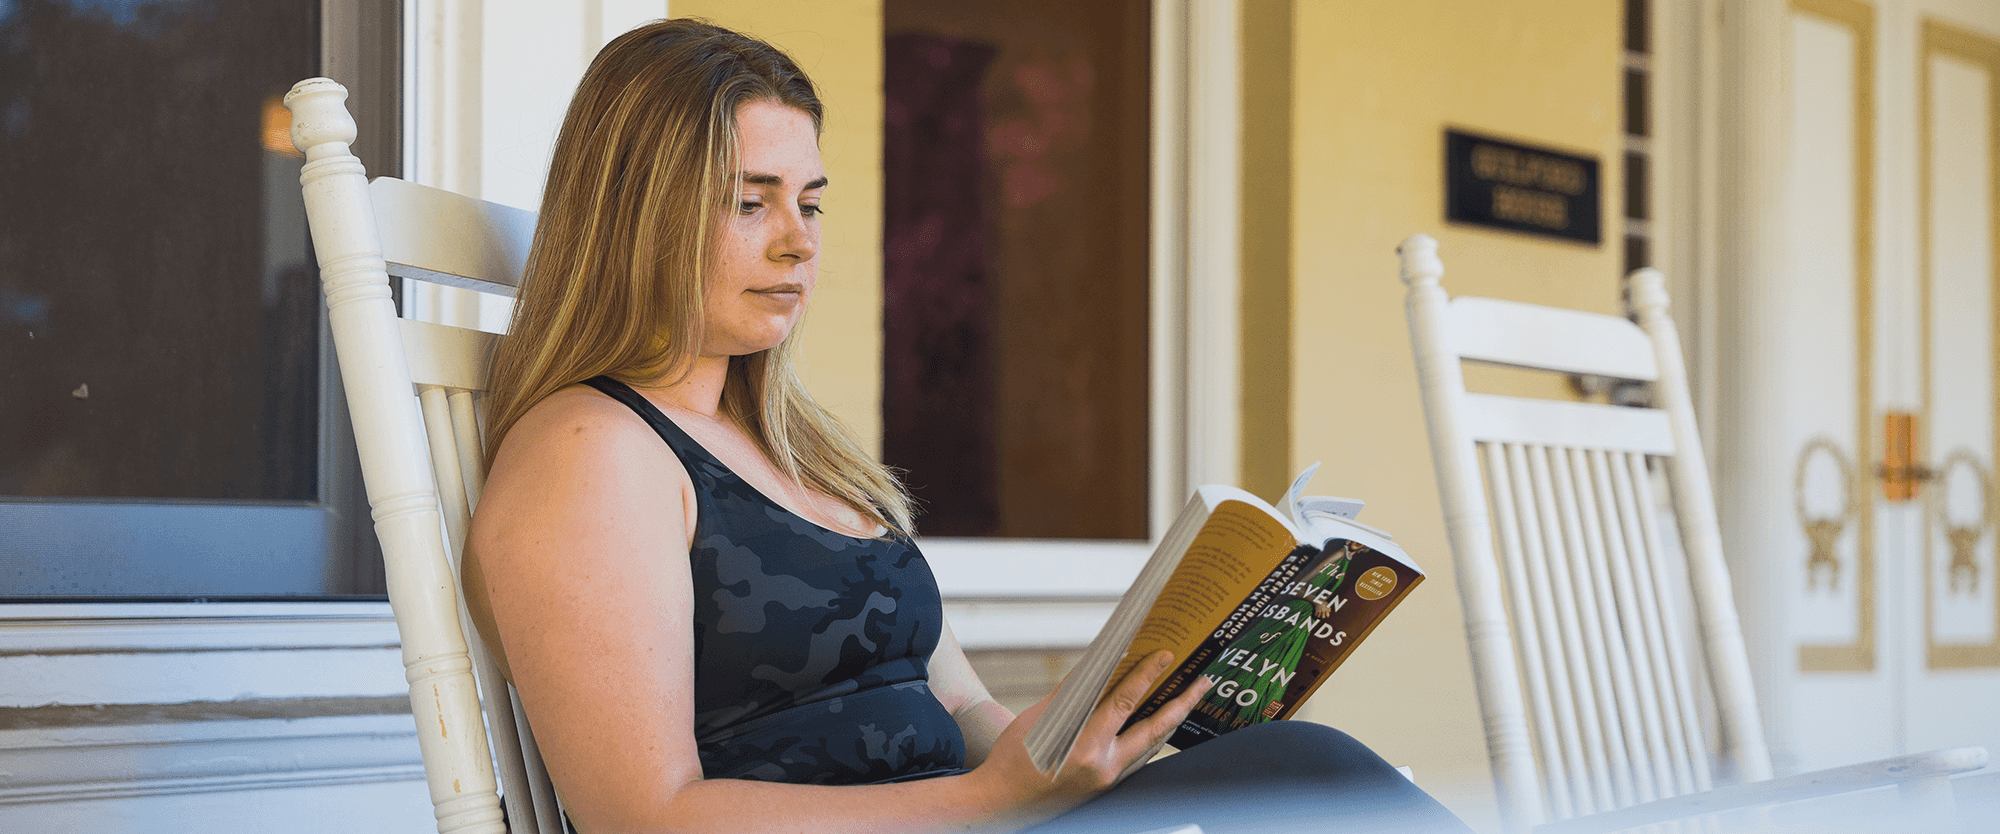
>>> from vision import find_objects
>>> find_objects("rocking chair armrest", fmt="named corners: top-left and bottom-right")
top-left (1531, 746), bottom-right (1989, 834)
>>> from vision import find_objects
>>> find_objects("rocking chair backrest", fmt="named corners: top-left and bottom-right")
top-left (287, 77), bottom-right (558, 834)
top-left (1398, 234), bottom-right (1774, 833)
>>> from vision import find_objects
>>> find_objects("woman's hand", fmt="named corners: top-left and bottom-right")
top-left (966, 650), bottom-right (1214, 831)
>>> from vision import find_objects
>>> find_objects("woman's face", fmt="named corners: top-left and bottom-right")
top-left (701, 99), bottom-right (825, 359)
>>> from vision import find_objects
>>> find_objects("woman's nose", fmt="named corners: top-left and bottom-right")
top-left (770, 209), bottom-right (819, 262)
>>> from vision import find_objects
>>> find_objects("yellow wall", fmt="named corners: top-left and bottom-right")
top-left (1280, 0), bottom-right (1624, 828)
top-left (674, 0), bottom-right (887, 454)
top-left (1239, 0), bottom-right (1298, 499)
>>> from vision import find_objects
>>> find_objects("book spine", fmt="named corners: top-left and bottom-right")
top-left (1122, 543), bottom-right (1319, 732)
top-left (1169, 541), bottom-right (1423, 748)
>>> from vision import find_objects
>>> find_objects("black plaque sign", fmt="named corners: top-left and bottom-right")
top-left (1445, 129), bottom-right (1600, 244)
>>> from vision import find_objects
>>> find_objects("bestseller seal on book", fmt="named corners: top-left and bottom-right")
top-left (1355, 566), bottom-right (1398, 601)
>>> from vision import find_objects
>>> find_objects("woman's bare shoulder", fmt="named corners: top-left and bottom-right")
top-left (489, 385), bottom-right (673, 476)
top-left (466, 386), bottom-right (695, 680)
top-left (510, 383), bottom-right (651, 444)
top-left (478, 383), bottom-right (691, 535)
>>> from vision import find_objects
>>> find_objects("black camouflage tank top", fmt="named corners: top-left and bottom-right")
top-left (582, 377), bottom-right (966, 784)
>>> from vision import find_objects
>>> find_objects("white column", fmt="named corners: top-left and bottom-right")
top-left (405, 0), bottom-right (668, 330)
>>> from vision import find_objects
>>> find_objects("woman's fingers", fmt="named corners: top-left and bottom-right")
top-left (1114, 673), bottom-right (1211, 762)
top-left (1052, 650), bottom-right (1173, 785)
top-left (1096, 650), bottom-right (1174, 722)
top-left (1080, 650), bottom-right (1213, 760)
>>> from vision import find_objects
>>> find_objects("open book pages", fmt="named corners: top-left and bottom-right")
top-left (1022, 467), bottom-right (1421, 775)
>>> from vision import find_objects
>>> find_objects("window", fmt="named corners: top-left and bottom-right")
top-left (0, 0), bottom-right (401, 598)
top-left (878, 1), bottom-right (1244, 651)
top-left (882, 0), bottom-right (1152, 539)
top-left (1623, 0), bottom-right (1652, 275)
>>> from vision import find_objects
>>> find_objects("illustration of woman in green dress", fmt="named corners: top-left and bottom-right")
top-left (1194, 539), bottom-right (1367, 729)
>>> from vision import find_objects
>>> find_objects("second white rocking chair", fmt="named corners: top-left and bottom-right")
top-left (1399, 233), bottom-right (1986, 834)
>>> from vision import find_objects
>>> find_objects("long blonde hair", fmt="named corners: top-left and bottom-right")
top-left (483, 19), bottom-right (914, 538)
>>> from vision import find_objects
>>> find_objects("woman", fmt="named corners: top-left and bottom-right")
top-left (465, 18), bottom-right (1469, 834)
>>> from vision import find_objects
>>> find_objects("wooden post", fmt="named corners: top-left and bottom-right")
top-left (286, 77), bottom-right (507, 834)
top-left (1627, 267), bottom-right (1773, 784)
top-left (1400, 234), bottom-right (1545, 831)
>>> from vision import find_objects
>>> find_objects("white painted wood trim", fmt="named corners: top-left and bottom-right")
top-left (400, 0), bottom-right (419, 179)
top-left (1654, 0), bottom-right (1728, 463)
top-left (1709, 0), bottom-right (1796, 771)
top-left (0, 604), bottom-right (409, 707)
top-left (0, 715), bottom-right (423, 807)
top-left (1604, 452), bottom-right (1698, 796)
top-left (1631, 269), bottom-right (1774, 783)
top-left (1149, 0), bottom-right (1190, 535)
top-left (1500, 442), bottom-right (1594, 817)
top-left (1458, 394), bottom-right (1676, 454)
top-left (1, 652), bottom-right (410, 709)
top-left (1530, 747), bottom-right (1988, 834)
top-left (1524, 443), bottom-right (1618, 814)
top-left (288, 78), bottom-right (506, 834)
top-left (1399, 234), bottom-right (1546, 831)
top-left (1621, 453), bottom-right (1716, 794)
top-left (410, 0), bottom-right (481, 195)
top-left (0, 603), bottom-right (397, 653)
top-left (1591, 450), bottom-right (1679, 802)
top-left (922, 540), bottom-right (1147, 650)
top-left (921, 539), bottom-right (1150, 599)
top-left (1447, 297), bottom-right (1660, 381)
top-left (1483, 441), bottom-right (1578, 819)
top-left (402, 319), bottom-right (498, 391)
top-left (373, 177), bottom-right (531, 294)
top-left (942, 600), bottom-right (1119, 651)
top-left (1183, 0), bottom-right (1242, 493)
top-left (1144, 0), bottom-right (1243, 537)
top-left (0, 604), bottom-right (425, 820)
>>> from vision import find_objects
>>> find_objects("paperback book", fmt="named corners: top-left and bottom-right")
top-left (1023, 465), bottom-right (1425, 774)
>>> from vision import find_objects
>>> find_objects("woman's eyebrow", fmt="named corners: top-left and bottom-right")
top-left (742, 172), bottom-right (830, 190)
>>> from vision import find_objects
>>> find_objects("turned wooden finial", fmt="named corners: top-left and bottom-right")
top-left (1398, 233), bottom-right (1444, 288)
top-left (1627, 267), bottom-right (1670, 321)
top-left (284, 77), bottom-right (356, 159)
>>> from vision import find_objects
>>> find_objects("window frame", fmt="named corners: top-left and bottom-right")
top-left (0, 0), bottom-right (402, 602)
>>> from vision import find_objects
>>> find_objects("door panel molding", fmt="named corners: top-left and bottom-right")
top-left (1791, 0), bottom-right (1879, 673)
top-left (1920, 18), bottom-right (2000, 669)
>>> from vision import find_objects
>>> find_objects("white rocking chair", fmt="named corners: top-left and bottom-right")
top-left (1398, 233), bottom-right (1987, 834)
top-left (287, 77), bottom-right (560, 834)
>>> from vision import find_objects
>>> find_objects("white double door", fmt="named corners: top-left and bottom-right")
top-left (1719, 0), bottom-right (2000, 774)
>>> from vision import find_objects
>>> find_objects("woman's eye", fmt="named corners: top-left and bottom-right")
top-left (737, 200), bottom-right (763, 215)
top-left (800, 204), bottom-right (824, 218)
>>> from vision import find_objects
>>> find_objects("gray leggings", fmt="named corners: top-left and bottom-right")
top-left (1027, 721), bottom-right (1475, 834)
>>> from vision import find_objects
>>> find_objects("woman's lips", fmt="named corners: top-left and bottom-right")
top-left (749, 283), bottom-right (804, 299)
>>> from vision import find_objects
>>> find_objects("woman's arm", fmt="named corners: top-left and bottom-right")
top-left (470, 386), bottom-right (708, 830)
top-left (928, 619), bottom-right (1014, 767)
top-left (470, 387), bottom-right (1207, 834)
